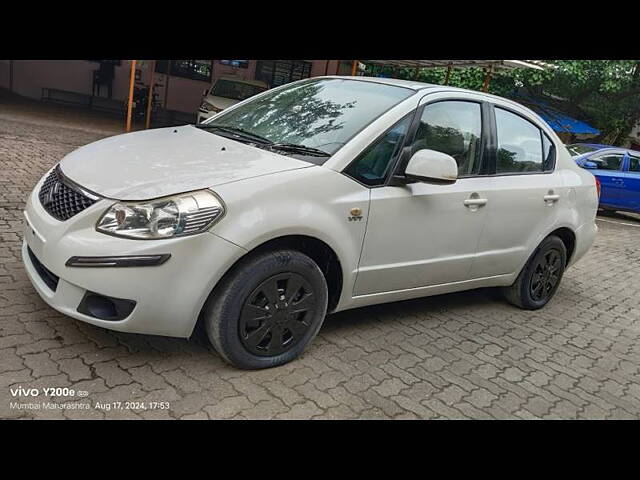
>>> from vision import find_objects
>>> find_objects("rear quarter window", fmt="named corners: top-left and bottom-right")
top-left (495, 107), bottom-right (555, 174)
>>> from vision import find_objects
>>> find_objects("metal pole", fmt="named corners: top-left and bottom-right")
top-left (482, 65), bottom-right (494, 93)
top-left (145, 60), bottom-right (156, 129)
top-left (324, 59), bottom-right (330, 76)
top-left (125, 59), bottom-right (137, 132)
top-left (351, 60), bottom-right (358, 76)
top-left (444, 64), bottom-right (452, 85)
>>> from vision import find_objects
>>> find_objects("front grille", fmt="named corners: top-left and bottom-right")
top-left (27, 246), bottom-right (59, 292)
top-left (38, 165), bottom-right (98, 221)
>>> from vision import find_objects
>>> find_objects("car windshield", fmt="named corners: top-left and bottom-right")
top-left (210, 80), bottom-right (267, 101)
top-left (204, 78), bottom-right (414, 156)
top-left (566, 144), bottom-right (599, 156)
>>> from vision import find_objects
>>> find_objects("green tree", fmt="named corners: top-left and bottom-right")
top-left (519, 61), bottom-right (640, 144)
top-left (366, 61), bottom-right (640, 145)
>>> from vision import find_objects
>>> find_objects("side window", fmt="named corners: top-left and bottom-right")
top-left (542, 133), bottom-right (556, 171)
top-left (627, 154), bottom-right (639, 172)
top-left (412, 101), bottom-right (483, 176)
top-left (344, 115), bottom-right (412, 186)
top-left (495, 107), bottom-right (548, 174)
top-left (589, 153), bottom-right (624, 171)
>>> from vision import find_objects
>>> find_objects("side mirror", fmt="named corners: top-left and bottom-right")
top-left (582, 161), bottom-right (598, 169)
top-left (404, 149), bottom-right (458, 183)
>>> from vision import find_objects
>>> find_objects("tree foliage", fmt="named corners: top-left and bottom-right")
top-left (368, 61), bottom-right (640, 145)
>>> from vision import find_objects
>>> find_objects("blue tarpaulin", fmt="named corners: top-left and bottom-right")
top-left (511, 95), bottom-right (600, 135)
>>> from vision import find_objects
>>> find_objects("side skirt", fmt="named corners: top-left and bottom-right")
top-left (336, 273), bottom-right (516, 312)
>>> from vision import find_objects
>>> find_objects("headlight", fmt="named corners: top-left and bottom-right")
top-left (96, 190), bottom-right (225, 239)
top-left (199, 101), bottom-right (221, 114)
top-left (200, 101), bottom-right (223, 114)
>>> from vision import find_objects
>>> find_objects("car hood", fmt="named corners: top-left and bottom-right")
top-left (207, 95), bottom-right (240, 110)
top-left (59, 125), bottom-right (312, 200)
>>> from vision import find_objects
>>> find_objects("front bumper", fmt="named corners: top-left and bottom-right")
top-left (22, 174), bottom-right (246, 338)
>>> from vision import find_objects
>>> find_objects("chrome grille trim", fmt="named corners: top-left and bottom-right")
top-left (38, 165), bottom-right (100, 221)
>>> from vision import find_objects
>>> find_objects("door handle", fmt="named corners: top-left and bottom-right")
top-left (543, 194), bottom-right (560, 203)
top-left (463, 198), bottom-right (488, 207)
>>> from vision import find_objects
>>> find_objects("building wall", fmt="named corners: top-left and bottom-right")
top-left (4, 60), bottom-right (133, 101)
top-left (0, 60), bottom-right (10, 90)
top-left (1, 59), bottom-right (344, 115)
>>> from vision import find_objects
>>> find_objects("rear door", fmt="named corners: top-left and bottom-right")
top-left (586, 151), bottom-right (626, 207)
top-left (470, 105), bottom-right (564, 279)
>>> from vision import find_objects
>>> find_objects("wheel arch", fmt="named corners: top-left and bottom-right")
top-left (247, 235), bottom-right (344, 313)
top-left (200, 234), bottom-right (344, 324)
top-left (548, 226), bottom-right (576, 264)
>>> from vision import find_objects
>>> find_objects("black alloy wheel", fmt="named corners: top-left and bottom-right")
top-left (239, 272), bottom-right (317, 356)
top-left (203, 249), bottom-right (328, 369)
top-left (529, 249), bottom-right (562, 302)
top-left (502, 235), bottom-right (567, 310)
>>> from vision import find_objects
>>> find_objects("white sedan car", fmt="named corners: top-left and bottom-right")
top-left (197, 76), bottom-right (268, 123)
top-left (23, 77), bottom-right (598, 369)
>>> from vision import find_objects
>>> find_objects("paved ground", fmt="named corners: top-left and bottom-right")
top-left (1, 107), bottom-right (640, 419)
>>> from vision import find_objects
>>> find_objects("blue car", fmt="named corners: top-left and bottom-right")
top-left (572, 146), bottom-right (640, 213)
top-left (566, 143), bottom-right (617, 157)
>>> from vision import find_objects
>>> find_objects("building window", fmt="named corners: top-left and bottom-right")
top-left (219, 60), bottom-right (249, 69)
top-left (255, 60), bottom-right (312, 88)
top-left (156, 60), bottom-right (212, 82)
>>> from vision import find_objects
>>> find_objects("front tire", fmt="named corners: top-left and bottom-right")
top-left (502, 235), bottom-right (567, 310)
top-left (202, 249), bottom-right (328, 369)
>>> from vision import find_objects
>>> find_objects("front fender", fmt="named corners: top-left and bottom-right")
top-left (210, 167), bottom-right (370, 309)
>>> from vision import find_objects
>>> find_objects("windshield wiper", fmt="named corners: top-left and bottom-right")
top-left (194, 124), bottom-right (271, 145)
top-left (268, 143), bottom-right (330, 157)
top-left (194, 125), bottom-right (330, 157)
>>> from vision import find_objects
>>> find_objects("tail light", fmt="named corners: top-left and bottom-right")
top-left (595, 177), bottom-right (601, 199)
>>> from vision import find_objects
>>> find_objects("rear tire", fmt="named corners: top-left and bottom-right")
top-left (202, 249), bottom-right (328, 369)
top-left (502, 235), bottom-right (567, 310)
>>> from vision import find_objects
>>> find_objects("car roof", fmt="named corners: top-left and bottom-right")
top-left (568, 143), bottom-right (618, 149)
top-left (324, 75), bottom-right (439, 91)
top-left (577, 147), bottom-right (625, 157)
top-left (320, 76), bottom-right (554, 121)
top-left (580, 147), bottom-right (640, 156)
top-left (573, 147), bottom-right (640, 162)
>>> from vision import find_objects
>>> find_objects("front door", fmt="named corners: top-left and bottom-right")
top-left (618, 152), bottom-right (640, 211)
top-left (587, 151), bottom-right (626, 208)
top-left (353, 99), bottom-right (490, 296)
